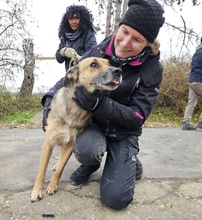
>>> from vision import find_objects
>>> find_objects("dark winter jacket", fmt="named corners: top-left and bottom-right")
top-left (55, 29), bottom-right (97, 71)
top-left (189, 44), bottom-right (202, 83)
top-left (45, 35), bottom-right (163, 140)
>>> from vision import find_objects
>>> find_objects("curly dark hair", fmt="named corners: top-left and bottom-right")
top-left (58, 4), bottom-right (96, 39)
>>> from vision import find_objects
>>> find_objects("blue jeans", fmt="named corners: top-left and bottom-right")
top-left (73, 124), bottom-right (139, 210)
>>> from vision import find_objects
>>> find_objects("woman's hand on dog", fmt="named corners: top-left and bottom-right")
top-left (72, 86), bottom-right (102, 111)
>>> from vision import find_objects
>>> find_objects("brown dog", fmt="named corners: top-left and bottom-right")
top-left (31, 57), bottom-right (122, 202)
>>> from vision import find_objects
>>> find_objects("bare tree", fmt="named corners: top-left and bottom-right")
top-left (162, 0), bottom-right (199, 7)
top-left (104, 0), bottom-right (128, 36)
top-left (105, 0), bottom-right (112, 36)
top-left (160, 0), bottom-right (201, 56)
top-left (0, 0), bottom-right (35, 96)
top-left (92, 0), bottom-right (201, 56)
top-left (19, 39), bottom-right (35, 98)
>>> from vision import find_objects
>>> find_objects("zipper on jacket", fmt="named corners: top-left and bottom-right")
top-left (135, 77), bottom-right (140, 88)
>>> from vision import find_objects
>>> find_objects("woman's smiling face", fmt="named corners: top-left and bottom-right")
top-left (114, 25), bottom-right (149, 58)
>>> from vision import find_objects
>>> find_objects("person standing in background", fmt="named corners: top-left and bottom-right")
top-left (182, 37), bottom-right (202, 130)
top-left (55, 4), bottom-right (97, 71)
top-left (42, 5), bottom-right (97, 131)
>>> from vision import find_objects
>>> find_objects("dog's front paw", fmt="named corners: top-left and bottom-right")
top-left (46, 182), bottom-right (58, 195)
top-left (31, 188), bottom-right (43, 202)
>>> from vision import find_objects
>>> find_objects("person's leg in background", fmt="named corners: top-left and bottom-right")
top-left (182, 83), bottom-right (199, 130)
top-left (190, 83), bottom-right (202, 129)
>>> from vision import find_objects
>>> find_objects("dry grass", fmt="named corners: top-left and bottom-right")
top-left (0, 55), bottom-right (201, 127)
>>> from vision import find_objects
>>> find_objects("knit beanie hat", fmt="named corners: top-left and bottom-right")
top-left (119, 0), bottom-right (165, 43)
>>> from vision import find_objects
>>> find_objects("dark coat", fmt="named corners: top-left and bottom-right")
top-left (55, 29), bottom-right (97, 71)
top-left (45, 35), bottom-right (163, 139)
top-left (189, 45), bottom-right (202, 83)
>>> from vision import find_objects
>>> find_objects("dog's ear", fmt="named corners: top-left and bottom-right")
top-left (63, 65), bottom-right (79, 87)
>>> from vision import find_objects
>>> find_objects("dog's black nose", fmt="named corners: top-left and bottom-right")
top-left (112, 67), bottom-right (122, 77)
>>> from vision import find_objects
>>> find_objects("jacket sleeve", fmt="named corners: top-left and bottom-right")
top-left (93, 81), bottom-right (161, 131)
top-left (41, 77), bottom-right (64, 106)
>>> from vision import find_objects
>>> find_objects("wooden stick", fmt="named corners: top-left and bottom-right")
top-left (33, 57), bottom-right (56, 60)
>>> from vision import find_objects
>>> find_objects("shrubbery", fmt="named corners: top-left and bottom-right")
top-left (0, 88), bottom-right (42, 121)
top-left (156, 55), bottom-right (202, 116)
top-left (0, 55), bottom-right (201, 124)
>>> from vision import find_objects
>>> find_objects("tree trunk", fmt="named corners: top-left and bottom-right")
top-left (114, 0), bottom-right (122, 33)
top-left (105, 0), bottom-right (113, 37)
top-left (19, 39), bottom-right (35, 99)
top-left (121, 0), bottom-right (128, 18)
top-left (105, 0), bottom-right (128, 36)
top-left (114, 0), bottom-right (128, 32)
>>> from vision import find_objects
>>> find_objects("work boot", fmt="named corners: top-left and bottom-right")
top-left (181, 122), bottom-right (196, 130)
top-left (70, 157), bottom-right (143, 185)
top-left (197, 121), bottom-right (202, 129)
top-left (136, 156), bottom-right (143, 180)
top-left (70, 164), bottom-right (100, 185)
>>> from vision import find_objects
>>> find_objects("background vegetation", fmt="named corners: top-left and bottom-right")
top-left (148, 55), bottom-right (202, 126)
top-left (0, 89), bottom-right (42, 125)
top-left (0, 0), bottom-right (202, 127)
top-left (0, 56), bottom-right (201, 127)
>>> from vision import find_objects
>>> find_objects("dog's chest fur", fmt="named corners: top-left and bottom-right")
top-left (45, 87), bottom-right (91, 147)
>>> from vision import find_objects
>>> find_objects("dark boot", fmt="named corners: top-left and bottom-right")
top-left (70, 164), bottom-right (100, 185)
top-left (182, 122), bottom-right (196, 130)
top-left (136, 156), bottom-right (143, 180)
top-left (197, 121), bottom-right (202, 129)
top-left (70, 156), bottom-right (143, 185)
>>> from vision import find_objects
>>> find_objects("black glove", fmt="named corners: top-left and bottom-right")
top-left (42, 96), bottom-right (52, 131)
top-left (72, 86), bottom-right (102, 111)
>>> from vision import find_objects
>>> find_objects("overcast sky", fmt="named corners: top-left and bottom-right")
top-left (1, 0), bottom-right (202, 92)
top-left (31, 0), bottom-right (202, 93)
top-left (31, 0), bottom-right (202, 55)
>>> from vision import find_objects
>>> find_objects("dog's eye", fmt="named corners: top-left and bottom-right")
top-left (90, 62), bottom-right (99, 68)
